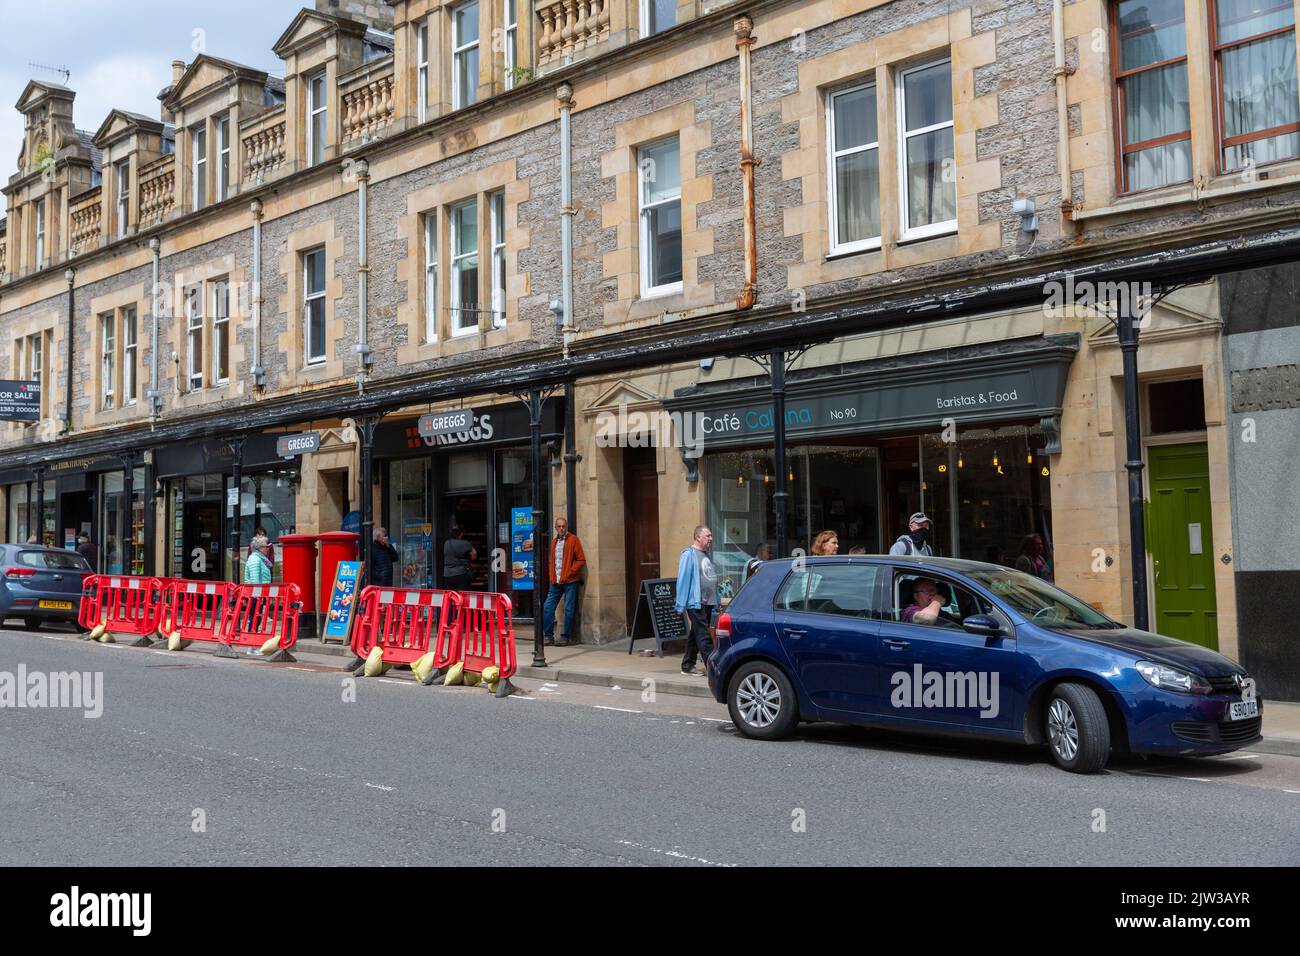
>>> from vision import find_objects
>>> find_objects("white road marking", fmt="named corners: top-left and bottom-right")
top-left (375, 678), bottom-right (412, 686)
top-left (365, 782), bottom-right (394, 792)
top-left (615, 839), bottom-right (737, 867)
top-left (1284, 789), bottom-right (1300, 795)
top-left (594, 705), bottom-right (642, 714)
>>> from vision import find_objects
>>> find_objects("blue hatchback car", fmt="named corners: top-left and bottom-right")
top-left (707, 556), bottom-right (1262, 773)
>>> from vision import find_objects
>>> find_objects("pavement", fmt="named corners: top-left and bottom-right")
top-left (2, 625), bottom-right (1299, 866)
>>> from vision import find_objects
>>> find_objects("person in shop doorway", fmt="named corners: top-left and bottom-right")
top-left (811, 530), bottom-right (839, 555)
top-left (542, 517), bottom-right (586, 647)
top-left (370, 527), bottom-right (399, 587)
top-left (442, 525), bottom-right (475, 591)
top-left (674, 525), bottom-right (716, 677)
top-left (889, 512), bottom-right (934, 557)
top-left (1015, 533), bottom-right (1053, 581)
top-left (76, 532), bottom-right (98, 571)
top-left (745, 542), bottom-right (773, 582)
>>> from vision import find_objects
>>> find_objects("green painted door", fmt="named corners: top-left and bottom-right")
top-left (1146, 443), bottom-right (1218, 649)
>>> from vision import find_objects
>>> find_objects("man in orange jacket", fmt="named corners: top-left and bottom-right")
top-left (542, 516), bottom-right (586, 646)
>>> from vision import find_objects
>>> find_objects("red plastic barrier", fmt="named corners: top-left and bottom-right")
top-left (351, 586), bottom-right (462, 667)
top-left (453, 591), bottom-right (516, 679)
top-left (221, 582), bottom-right (302, 651)
top-left (159, 580), bottom-right (237, 645)
top-left (78, 575), bottom-right (165, 638)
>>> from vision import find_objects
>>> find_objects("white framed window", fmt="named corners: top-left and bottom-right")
top-left (827, 81), bottom-right (881, 254)
top-left (641, 0), bottom-right (676, 37)
top-left (452, 1), bottom-right (480, 110)
top-left (185, 286), bottom-right (203, 390)
top-left (193, 126), bottom-right (207, 210)
top-left (637, 136), bottom-right (683, 297)
top-left (308, 72), bottom-right (327, 166)
top-left (449, 198), bottom-right (479, 335)
top-left (123, 307), bottom-right (137, 404)
top-left (303, 248), bottom-right (327, 364)
top-left (216, 115), bottom-right (231, 201)
top-left (897, 58), bottom-right (956, 240)
top-left (423, 211), bottom-right (438, 342)
top-left (101, 313), bottom-right (116, 409)
top-left (417, 23), bottom-right (430, 122)
top-left (116, 160), bottom-right (130, 239)
top-left (489, 190), bottom-right (506, 328)
top-left (24, 332), bottom-right (44, 418)
top-left (503, 0), bottom-right (519, 89)
top-left (212, 279), bottom-right (230, 384)
top-left (34, 199), bottom-right (45, 266)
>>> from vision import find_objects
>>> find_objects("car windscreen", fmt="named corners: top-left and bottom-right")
top-left (19, 550), bottom-right (92, 572)
top-left (965, 567), bottom-right (1118, 628)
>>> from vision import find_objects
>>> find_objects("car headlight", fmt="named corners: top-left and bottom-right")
top-left (1136, 660), bottom-right (1210, 695)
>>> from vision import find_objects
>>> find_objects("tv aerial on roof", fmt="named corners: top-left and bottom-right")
top-left (28, 62), bottom-right (71, 85)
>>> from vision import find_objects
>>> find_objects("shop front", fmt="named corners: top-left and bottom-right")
top-left (664, 335), bottom-right (1077, 598)
top-left (375, 399), bottom-right (563, 619)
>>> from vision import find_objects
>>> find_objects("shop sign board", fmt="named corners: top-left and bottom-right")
top-left (276, 432), bottom-right (320, 458)
top-left (510, 507), bottom-right (534, 590)
top-left (324, 561), bottom-right (362, 643)
top-left (418, 408), bottom-right (474, 439)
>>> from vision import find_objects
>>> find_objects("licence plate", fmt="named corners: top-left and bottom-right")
top-left (37, 600), bottom-right (72, 611)
top-left (1228, 699), bottom-right (1258, 721)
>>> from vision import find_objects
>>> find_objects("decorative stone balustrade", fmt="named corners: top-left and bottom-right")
top-left (69, 190), bottom-right (103, 250)
top-left (536, 0), bottom-right (611, 67)
top-left (242, 110), bottom-right (287, 183)
top-left (341, 65), bottom-right (396, 145)
top-left (138, 156), bottom-right (176, 227)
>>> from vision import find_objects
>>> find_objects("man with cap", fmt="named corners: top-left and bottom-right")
top-left (890, 512), bottom-right (934, 557)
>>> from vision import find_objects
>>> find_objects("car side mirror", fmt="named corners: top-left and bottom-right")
top-left (962, 614), bottom-right (1003, 638)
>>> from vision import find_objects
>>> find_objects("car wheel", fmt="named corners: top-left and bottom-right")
top-left (1046, 683), bottom-right (1110, 773)
top-left (22, 618), bottom-right (42, 631)
top-left (727, 661), bottom-right (798, 740)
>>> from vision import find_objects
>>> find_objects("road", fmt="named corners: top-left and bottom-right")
top-left (2, 627), bottom-right (1298, 866)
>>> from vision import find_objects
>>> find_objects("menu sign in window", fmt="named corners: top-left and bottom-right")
top-left (510, 507), bottom-right (534, 590)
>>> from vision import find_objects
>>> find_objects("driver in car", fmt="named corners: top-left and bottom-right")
top-left (902, 578), bottom-right (962, 627)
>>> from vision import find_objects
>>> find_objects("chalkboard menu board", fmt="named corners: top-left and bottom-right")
top-left (628, 578), bottom-right (687, 657)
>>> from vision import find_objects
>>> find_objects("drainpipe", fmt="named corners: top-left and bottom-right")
top-left (735, 15), bottom-right (759, 310)
top-left (250, 199), bottom-right (265, 389)
top-left (148, 238), bottom-right (162, 418)
top-left (355, 159), bottom-right (373, 391)
top-left (1053, 0), bottom-right (1076, 230)
top-left (62, 267), bottom-right (74, 434)
top-left (557, 84), bottom-right (575, 357)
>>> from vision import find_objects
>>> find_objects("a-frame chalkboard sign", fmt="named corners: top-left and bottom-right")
top-left (627, 577), bottom-right (687, 656)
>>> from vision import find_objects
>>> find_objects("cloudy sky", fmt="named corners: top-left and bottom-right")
top-left (1, 0), bottom-right (305, 185)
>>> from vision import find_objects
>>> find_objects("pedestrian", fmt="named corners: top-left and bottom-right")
top-left (442, 524), bottom-right (475, 591)
top-left (25, 532), bottom-right (37, 544)
top-left (811, 530), bottom-right (839, 555)
top-left (889, 512), bottom-right (934, 557)
top-left (542, 516), bottom-right (586, 646)
top-left (674, 525), bottom-right (716, 677)
top-left (1014, 533), bottom-right (1053, 581)
top-left (370, 526), bottom-right (399, 587)
top-left (745, 542), bottom-right (772, 582)
top-left (244, 533), bottom-right (273, 584)
top-left (75, 532), bottom-right (98, 571)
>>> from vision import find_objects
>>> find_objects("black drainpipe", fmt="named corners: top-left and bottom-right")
top-left (63, 267), bottom-right (75, 434)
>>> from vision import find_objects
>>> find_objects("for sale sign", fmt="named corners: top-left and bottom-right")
top-left (0, 380), bottom-right (40, 422)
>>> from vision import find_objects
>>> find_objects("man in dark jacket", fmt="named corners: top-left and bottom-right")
top-left (76, 533), bottom-right (99, 572)
top-left (370, 527), bottom-right (399, 587)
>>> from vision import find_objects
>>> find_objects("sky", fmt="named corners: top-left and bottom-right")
top-left (0, 0), bottom-right (305, 197)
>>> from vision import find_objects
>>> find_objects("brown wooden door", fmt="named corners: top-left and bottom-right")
top-left (624, 448), bottom-right (661, 629)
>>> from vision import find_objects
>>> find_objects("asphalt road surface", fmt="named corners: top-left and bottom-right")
top-left (2, 627), bottom-right (1298, 866)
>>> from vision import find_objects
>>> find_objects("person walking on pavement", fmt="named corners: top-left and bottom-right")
top-left (370, 526), bottom-right (399, 587)
top-left (889, 512), bottom-right (934, 557)
top-left (542, 517), bottom-right (586, 646)
top-left (674, 525), bottom-right (717, 677)
top-left (244, 533), bottom-right (273, 584)
top-left (76, 532), bottom-right (99, 572)
top-left (442, 524), bottom-right (475, 591)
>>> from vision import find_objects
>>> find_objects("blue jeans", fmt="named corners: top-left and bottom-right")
top-left (542, 581), bottom-right (579, 641)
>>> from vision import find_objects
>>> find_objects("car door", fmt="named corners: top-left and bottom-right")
top-left (773, 562), bottom-right (883, 717)
top-left (874, 569), bottom-right (1019, 732)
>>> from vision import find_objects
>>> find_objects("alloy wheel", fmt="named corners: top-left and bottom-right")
top-left (1048, 698), bottom-right (1079, 762)
top-left (736, 672), bottom-right (781, 728)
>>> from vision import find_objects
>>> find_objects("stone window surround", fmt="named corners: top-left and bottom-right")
top-left (404, 0), bottom-right (530, 121)
top-left (5, 311), bottom-right (57, 436)
top-left (781, 8), bottom-right (1000, 294)
top-left (276, 220), bottom-right (346, 387)
top-left (86, 283), bottom-right (147, 428)
top-left (170, 256), bottom-right (249, 409)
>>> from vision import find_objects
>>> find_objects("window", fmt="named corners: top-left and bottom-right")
top-left (304, 248), bottom-right (327, 363)
top-left (1212, 0), bottom-right (1300, 172)
top-left (642, 0), bottom-right (676, 36)
top-left (489, 189), bottom-right (506, 328)
top-left (452, 2), bottom-right (480, 110)
top-left (308, 72), bottom-right (327, 166)
top-left (424, 211), bottom-right (438, 342)
top-left (892, 574), bottom-right (990, 627)
top-left (34, 199), bottom-right (45, 266)
top-left (637, 136), bottom-right (683, 296)
top-left (212, 280), bottom-right (230, 384)
top-left (775, 569), bottom-right (810, 611)
top-left (503, 0), bottom-right (518, 89)
top-left (827, 81), bottom-right (881, 253)
top-left (185, 286), bottom-right (203, 390)
top-left (418, 23), bottom-right (430, 122)
top-left (116, 161), bottom-right (130, 239)
top-left (450, 198), bottom-right (479, 334)
top-left (22, 332), bottom-right (43, 419)
top-left (805, 565), bottom-right (880, 618)
top-left (216, 114), bottom-right (231, 201)
top-left (898, 59), bottom-right (956, 237)
top-left (122, 307), bottom-right (137, 404)
top-left (101, 313), bottom-right (116, 409)
top-left (1113, 0), bottom-right (1191, 192)
top-left (193, 125), bottom-right (207, 210)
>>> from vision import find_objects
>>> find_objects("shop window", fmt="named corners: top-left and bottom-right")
top-left (1112, 0), bottom-right (1192, 192)
top-left (447, 451), bottom-right (487, 491)
top-left (898, 58), bottom-right (956, 238)
top-left (1148, 378), bottom-right (1207, 433)
top-left (638, 135), bottom-right (683, 296)
top-left (303, 248), bottom-right (327, 364)
top-left (389, 458), bottom-right (433, 588)
top-left (1212, 0), bottom-right (1300, 172)
top-left (100, 468), bottom-right (146, 575)
top-left (224, 470), bottom-right (298, 582)
top-left (827, 80), bottom-right (881, 253)
top-left (6, 480), bottom-right (54, 546)
top-left (450, 198), bottom-right (479, 335)
top-left (193, 124), bottom-right (207, 210)
top-left (307, 72), bottom-right (327, 166)
top-left (641, 0), bottom-right (676, 36)
top-left (452, 1), bottom-right (480, 110)
top-left (949, 425), bottom-right (1053, 574)
top-left (489, 189), bottom-right (506, 328)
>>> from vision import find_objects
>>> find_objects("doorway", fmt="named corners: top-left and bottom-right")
top-left (440, 492), bottom-right (489, 590)
top-left (1147, 443), bottom-right (1217, 648)
top-left (60, 491), bottom-right (92, 559)
top-left (624, 447), bottom-right (661, 629)
top-left (319, 468), bottom-right (349, 532)
top-left (183, 501), bottom-right (223, 581)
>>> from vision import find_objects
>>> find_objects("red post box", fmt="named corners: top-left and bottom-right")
top-left (277, 534), bottom-right (319, 612)
top-left (318, 531), bottom-right (360, 626)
